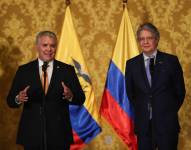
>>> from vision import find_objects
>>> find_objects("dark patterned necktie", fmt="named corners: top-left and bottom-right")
top-left (146, 57), bottom-right (155, 87)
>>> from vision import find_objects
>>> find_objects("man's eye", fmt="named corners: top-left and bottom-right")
top-left (51, 45), bottom-right (56, 48)
top-left (139, 37), bottom-right (155, 41)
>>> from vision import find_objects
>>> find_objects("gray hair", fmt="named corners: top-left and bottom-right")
top-left (137, 23), bottom-right (160, 40)
top-left (35, 31), bottom-right (57, 45)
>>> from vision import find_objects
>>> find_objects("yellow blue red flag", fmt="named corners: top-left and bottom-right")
top-left (100, 6), bottom-right (139, 150)
top-left (56, 6), bottom-right (101, 150)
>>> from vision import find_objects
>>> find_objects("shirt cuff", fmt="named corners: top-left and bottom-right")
top-left (68, 97), bottom-right (73, 102)
top-left (15, 95), bottom-right (22, 105)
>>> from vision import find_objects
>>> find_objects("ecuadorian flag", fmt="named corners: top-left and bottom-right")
top-left (100, 6), bottom-right (139, 150)
top-left (56, 6), bottom-right (101, 150)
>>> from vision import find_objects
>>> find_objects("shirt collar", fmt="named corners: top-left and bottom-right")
top-left (143, 50), bottom-right (157, 61)
top-left (38, 58), bottom-right (53, 68)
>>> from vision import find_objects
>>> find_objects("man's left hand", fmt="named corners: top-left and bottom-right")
top-left (61, 81), bottom-right (73, 101)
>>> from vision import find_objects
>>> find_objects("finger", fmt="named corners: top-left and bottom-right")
top-left (62, 90), bottom-right (72, 98)
top-left (19, 92), bottom-right (28, 98)
top-left (20, 91), bottom-right (27, 97)
top-left (62, 95), bottom-right (70, 100)
top-left (62, 90), bottom-right (69, 98)
top-left (20, 98), bottom-right (28, 102)
top-left (62, 81), bottom-right (69, 90)
top-left (24, 85), bottom-right (30, 92)
top-left (61, 81), bottom-right (66, 88)
top-left (18, 95), bottom-right (28, 103)
top-left (62, 82), bottom-right (70, 95)
top-left (19, 91), bottom-right (26, 97)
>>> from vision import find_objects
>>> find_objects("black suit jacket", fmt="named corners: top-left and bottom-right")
top-left (7, 59), bottom-right (85, 147)
top-left (125, 51), bottom-right (185, 136)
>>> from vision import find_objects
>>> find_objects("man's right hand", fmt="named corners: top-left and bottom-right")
top-left (16, 86), bottom-right (30, 103)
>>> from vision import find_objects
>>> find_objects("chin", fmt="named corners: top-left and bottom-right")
top-left (143, 50), bottom-right (151, 53)
top-left (43, 58), bottom-right (53, 62)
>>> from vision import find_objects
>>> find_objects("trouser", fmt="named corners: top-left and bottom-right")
top-left (24, 145), bottom-right (70, 150)
top-left (137, 120), bottom-right (178, 150)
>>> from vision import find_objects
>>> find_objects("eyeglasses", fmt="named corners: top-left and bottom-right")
top-left (138, 36), bottom-right (156, 42)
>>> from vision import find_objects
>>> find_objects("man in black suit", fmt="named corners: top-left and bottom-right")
top-left (7, 31), bottom-right (85, 150)
top-left (125, 23), bottom-right (185, 150)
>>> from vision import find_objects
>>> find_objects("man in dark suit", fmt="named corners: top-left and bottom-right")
top-left (125, 23), bottom-right (185, 150)
top-left (7, 31), bottom-right (85, 150)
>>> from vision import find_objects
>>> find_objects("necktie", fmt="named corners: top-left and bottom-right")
top-left (146, 57), bottom-right (155, 87)
top-left (41, 67), bottom-right (49, 94)
top-left (145, 57), bottom-right (155, 120)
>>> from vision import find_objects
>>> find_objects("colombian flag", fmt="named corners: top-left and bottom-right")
top-left (100, 6), bottom-right (139, 150)
top-left (56, 6), bottom-right (101, 150)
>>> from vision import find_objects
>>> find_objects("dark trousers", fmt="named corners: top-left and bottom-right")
top-left (138, 135), bottom-right (178, 150)
top-left (137, 121), bottom-right (178, 150)
top-left (24, 145), bottom-right (70, 150)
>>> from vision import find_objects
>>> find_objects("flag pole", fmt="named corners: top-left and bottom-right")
top-left (66, 0), bottom-right (71, 6)
top-left (123, 0), bottom-right (127, 9)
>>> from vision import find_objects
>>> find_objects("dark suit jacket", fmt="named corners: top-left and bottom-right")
top-left (125, 51), bottom-right (185, 136)
top-left (7, 59), bottom-right (85, 147)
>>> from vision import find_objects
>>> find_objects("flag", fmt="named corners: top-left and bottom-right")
top-left (100, 6), bottom-right (139, 150)
top-left (56, 6), bottom-right (101, 150)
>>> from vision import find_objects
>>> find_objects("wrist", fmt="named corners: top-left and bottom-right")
top-left (15, 95), bottom-right (22, 105)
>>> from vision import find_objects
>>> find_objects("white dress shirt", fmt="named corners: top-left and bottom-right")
top-left (143, 50), bottom-right (157, 67)
top-left (38, 58), bottom-right (53, 84)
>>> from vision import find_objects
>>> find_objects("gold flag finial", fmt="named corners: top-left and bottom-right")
top-left (66, 0), bottom-right (70, 6)
top-left (123, 0), bottom-right (127, 8)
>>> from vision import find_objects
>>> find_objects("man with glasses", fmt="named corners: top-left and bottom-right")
top-left (125, 23), bottom-right (185, 150)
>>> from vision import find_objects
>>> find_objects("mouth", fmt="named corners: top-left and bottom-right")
top-left (142, 46), bottom-right (150, 49)
top-left (44, 52), bottom-right (54, 56)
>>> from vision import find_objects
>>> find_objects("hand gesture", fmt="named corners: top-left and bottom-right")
top-left (61, 82), bottom-right (73, 100)
top-left (16, 86), bottom-right (30, 103)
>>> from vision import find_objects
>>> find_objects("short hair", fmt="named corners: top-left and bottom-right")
top-left (137, 23), bottom-right (160, 40)
top-left (35, 31), bottom-right (57, 45)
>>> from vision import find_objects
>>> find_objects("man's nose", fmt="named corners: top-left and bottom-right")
top-left (47, 46), bottom-right (51, 51)
top-left (143, 38), bottom-right (149, 43)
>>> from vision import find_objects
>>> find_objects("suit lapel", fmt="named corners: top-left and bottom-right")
top-left (34, 59), bottom-right (43, 91)
top-left (152, 51), bottom-right (164, 90)
top-left (47, 60), bottom-right (59, 94)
